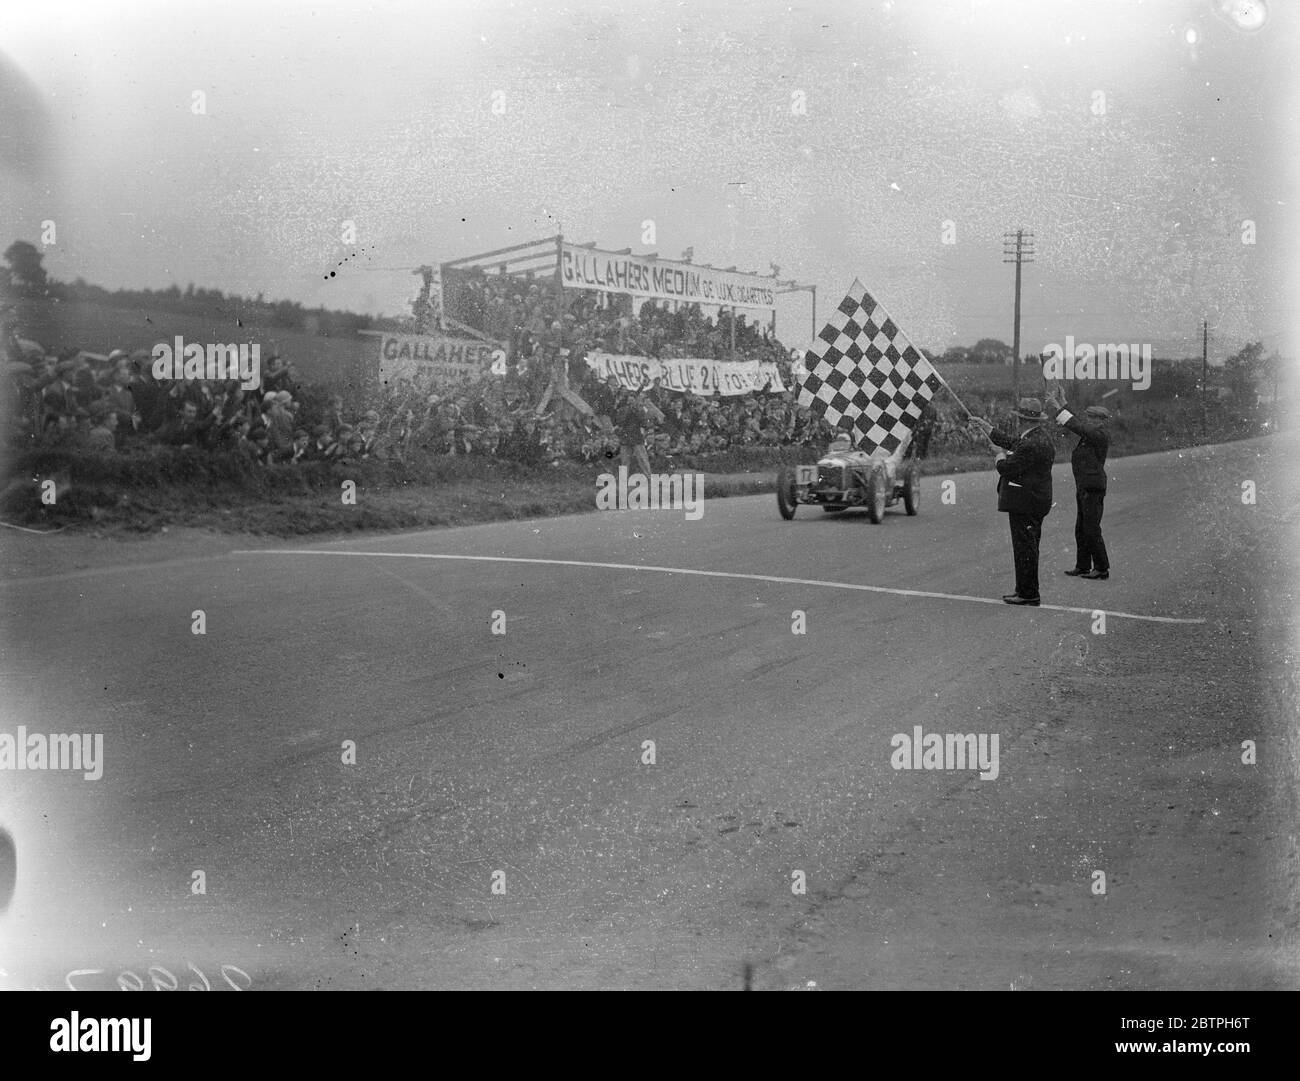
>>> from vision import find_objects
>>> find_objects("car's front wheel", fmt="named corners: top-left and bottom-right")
top-left (776, 467), bottom-right (799, 520)
top-left (867, 468), bottom-right (887, 523)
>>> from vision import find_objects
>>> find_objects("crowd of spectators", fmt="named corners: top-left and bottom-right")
top-left (3, 339), bottom-right (390, 465)
top-left (419, 266), bottom-right (841, 461)
top-left (358, 368), bottom-right (848, 467)
top-left (439, 265), bottom-right (791, 371)
top-left (4, 268), bottom-right (948, 468)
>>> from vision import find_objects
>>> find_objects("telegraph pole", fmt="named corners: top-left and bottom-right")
top-left (1202, 319), bottom-right (1208, 439)
top-left (1003, 229), bottom-right (1035, 405)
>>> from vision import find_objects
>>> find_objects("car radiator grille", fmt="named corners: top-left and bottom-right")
top-left (818, 464), bottom-right (844, 488)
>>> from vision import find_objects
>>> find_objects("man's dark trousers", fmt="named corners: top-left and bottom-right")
top-left (1009, 512), bottom-right (1044, 599)
top-left (1075, 489), bottom-right (1109, 573)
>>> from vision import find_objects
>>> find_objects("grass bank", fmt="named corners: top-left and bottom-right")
top-left (1, 423), bottom-right (1265, 539)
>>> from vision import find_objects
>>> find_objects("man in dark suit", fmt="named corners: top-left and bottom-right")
top-left (1045, 388), bottom-right (1110, 580)
top-left (972, 398), bottom-right (1055, 606)
top-left (614, 387), bottom-right (653, 476)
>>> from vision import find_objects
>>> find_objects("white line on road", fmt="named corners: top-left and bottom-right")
top-left (232, 549), bottom-right (1207, 626)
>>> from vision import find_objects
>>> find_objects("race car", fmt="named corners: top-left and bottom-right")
top-left (776, 430), bottom-right (920, 523)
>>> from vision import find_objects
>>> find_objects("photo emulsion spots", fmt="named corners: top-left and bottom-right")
top-left (0, 0), bottom-right (1296, 1039)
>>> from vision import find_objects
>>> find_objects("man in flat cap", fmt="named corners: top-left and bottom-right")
top-left (85, 399), bottom-right (118, 453)
top-left (971, 397), bottom-right (1056, 606)
top-left (1045, 386), bottom-right (1110, 580)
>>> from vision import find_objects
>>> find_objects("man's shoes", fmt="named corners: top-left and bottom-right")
top-left (1082, 570), bottom-right (1109, 580)
top-left (1002, 594), bottom-right (1041, 606)
top-left (1064, 568), bottom-right (1088, 576)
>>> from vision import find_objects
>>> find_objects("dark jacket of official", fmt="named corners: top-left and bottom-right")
top-left (1058, 412), bottom-right (1109, 491)
top-left (991, 424), bottom-right (1055, 517)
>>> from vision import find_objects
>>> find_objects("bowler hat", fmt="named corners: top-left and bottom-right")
top-left (1084, 404), bottom-right (1111, 419)
top-left (1014, 397), bottom-right (1046, 421)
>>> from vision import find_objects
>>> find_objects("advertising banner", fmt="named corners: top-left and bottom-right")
top-left (376, 333), bottom-right (505, 386)
top-left (586, 353), bottom-right (787, 396)
top-left (560, 244), bottom-right (776, 311)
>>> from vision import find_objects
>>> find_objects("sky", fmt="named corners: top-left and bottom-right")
top-left (2, 0), bottom-right (1297, 361)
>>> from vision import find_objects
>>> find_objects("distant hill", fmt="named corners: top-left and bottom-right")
top-left (21, 299), bottom-right (379, 390)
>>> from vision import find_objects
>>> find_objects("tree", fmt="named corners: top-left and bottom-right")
top-left (1225, 341), bottom-right (1276, 409)
top-left (3, 240), bottom-right (48, 297)
top-left (1148, 358), bottom-right (1200, 400)
top-left (940, 346), bottom-right (971, 366)
top-left (969, 338), bottom-right (1011, 365)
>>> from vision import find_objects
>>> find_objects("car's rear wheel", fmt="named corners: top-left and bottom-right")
top-left (867, 469), bottom-right (887, 523)
top-left (903, 466), bottom-right (920, 515)
top-left (776, 467), bottom-right (798, 520)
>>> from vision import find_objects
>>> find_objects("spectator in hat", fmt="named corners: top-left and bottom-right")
top-left (612, 386), bottom-right (653, 476)
top-left (910, 401), bottom-right (937, 460)
top-left (262, 354), bottom-right (293, 395)
top-left (85, 401), bottom-right (118, 452)
top-left (311, 424), bottom-right (339, 460)
top-left (970, 397), bottom-right (1055, 606)
top-left (218, 413), bottom-right (251, 452)
top-left (348, 431), bottom-right (370, 459)
top-left (325, 393), bottom-right (346, 432)
top-left (331, 423), bottom-right (359, 460)
top-left (262, 392), bottom-right (294, 455)
top-left (1046, 386), bottom-right (1111, 580)
top-left (102, 367), bottom-right (139, 431)
top-left (276, 427), bottom-right (310, 463)
top-left (155, 398), bottom-right (216, 448)
top-left (356, 409), bottom-right (381, 452)
top-left (244, 425), bottom-right (271, 464)
top-left (41, 358), bottom-right (78, 416)
top-left (39, 410), bottom-right (72, 445)
top-left (129, 364), bottom-right (168, 432)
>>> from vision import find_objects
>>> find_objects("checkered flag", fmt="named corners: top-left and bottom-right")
top-left (797, 279), bottom-right (945, 453)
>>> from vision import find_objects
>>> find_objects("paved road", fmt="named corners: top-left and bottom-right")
top-left (1, 436), bottom-right (1296, 989)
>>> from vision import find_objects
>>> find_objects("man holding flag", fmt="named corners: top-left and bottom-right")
top-left (796, 277), bottom-right (1055, 607)
top-left (970, 400), bottom-right (1056, 606)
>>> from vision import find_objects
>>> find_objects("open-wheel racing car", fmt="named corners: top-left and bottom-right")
top-left (776, 430), bottom-right (920, 523)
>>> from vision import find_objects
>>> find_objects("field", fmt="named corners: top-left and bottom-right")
top-left (939, 362), bottom-right (1038, 394)
top-left (23, 300), bottom-right (376, 389)
top-left (933, 360), bottom-right (1147, 403)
